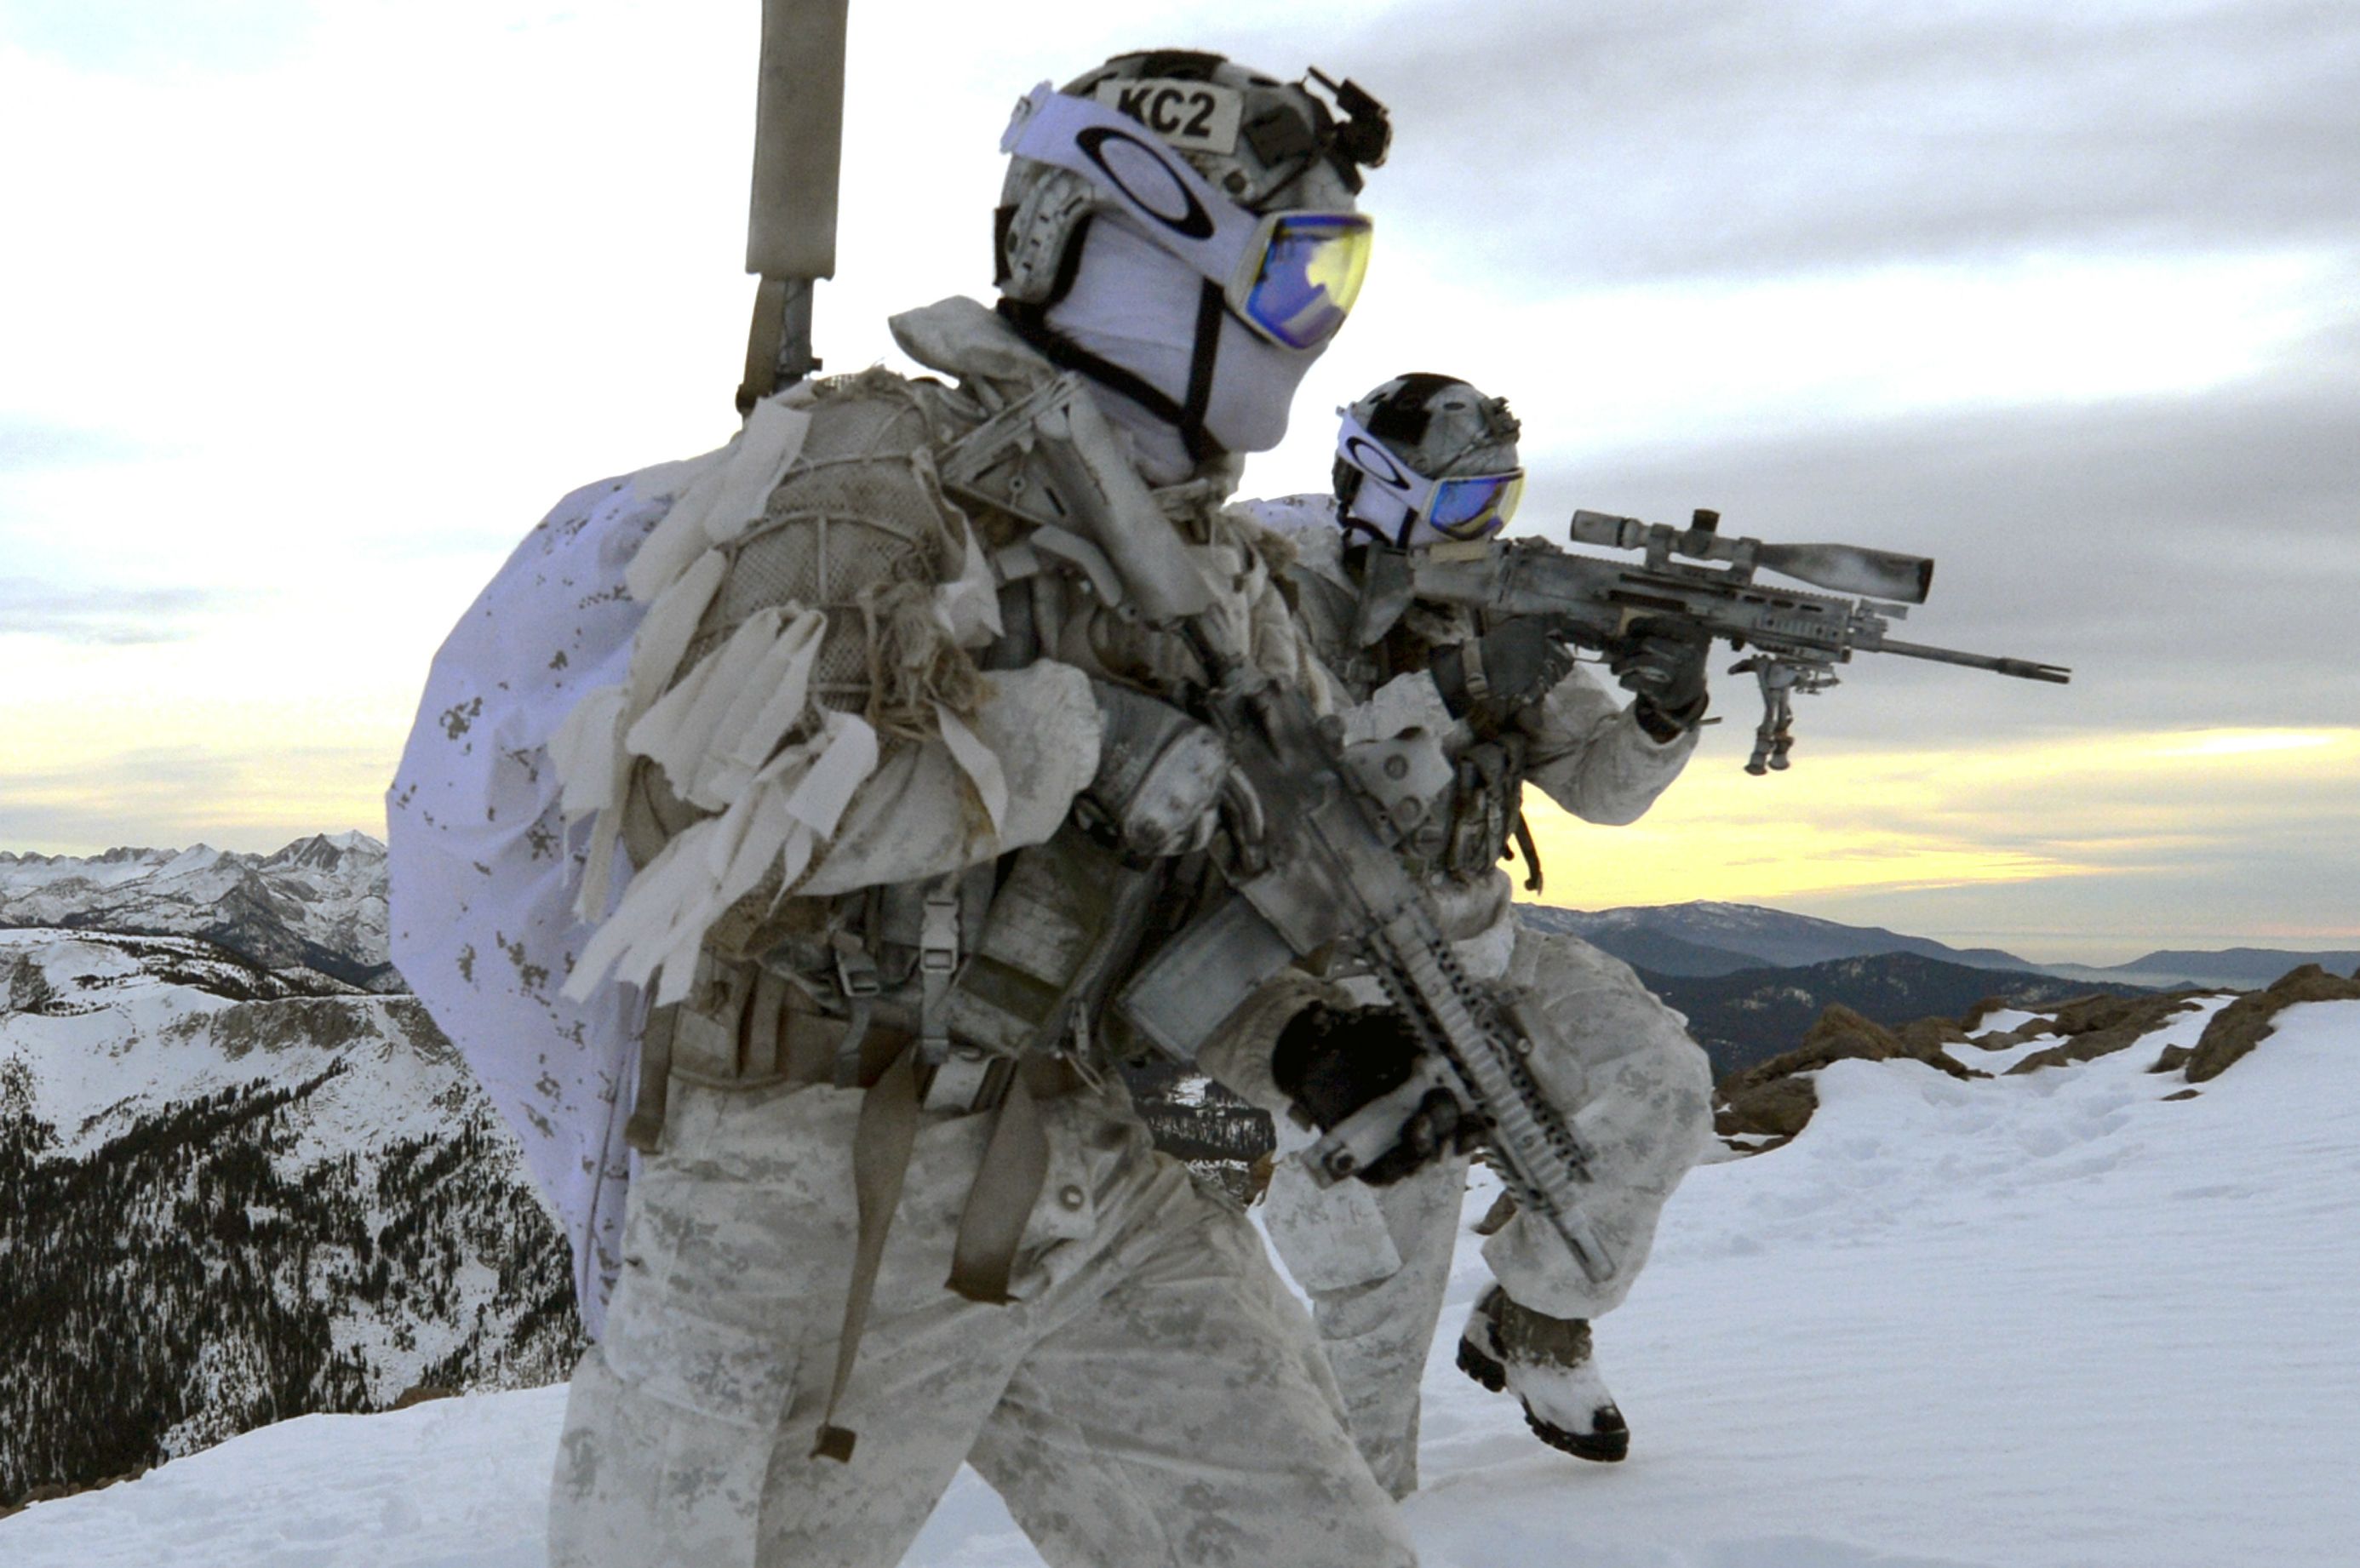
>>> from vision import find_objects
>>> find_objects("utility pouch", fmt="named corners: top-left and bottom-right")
top-left (940, 826), bottom-right (1157, 1061)
top-left (1444, 735), bottom-right (1527, 880)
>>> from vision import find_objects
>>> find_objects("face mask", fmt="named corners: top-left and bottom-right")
top-left (1044, 216), bottom-right (1332, 473)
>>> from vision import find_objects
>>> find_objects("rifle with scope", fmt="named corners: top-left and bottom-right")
top-left (1366, 506), bottom-right (2071, 774)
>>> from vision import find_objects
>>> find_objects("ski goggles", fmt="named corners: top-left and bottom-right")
top-left (1002, 84), bottom-right (1373, 351)
top-left (1337, 409), bottom-right (1527, 545)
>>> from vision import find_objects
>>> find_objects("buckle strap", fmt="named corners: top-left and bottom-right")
top-left (811, 1045), bottom-right (921, 1465)
top-left (831, 932), bottom-right (881, 1088)
top-left (946, 1057), bottom-right (1064, 1305)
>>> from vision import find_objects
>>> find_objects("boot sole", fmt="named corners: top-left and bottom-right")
top-left (1455, 1336), bottom-right (1630, 1464)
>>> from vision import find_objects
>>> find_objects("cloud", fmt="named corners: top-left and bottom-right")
top-left (1517, 338), bottom-right (2360, 746)
top-left (1525, 725), bottom-right (2360, 962)
top-left (0, 581), bottom-right (221, 644)
top-left (0, 422), bottom-right (146, 472)
top-left (0, 0), bottom-right (316, 74)
top-left (0, 741), bottom-right (386, 856)
top-left (1292, 0), bottom-right (2360, 286)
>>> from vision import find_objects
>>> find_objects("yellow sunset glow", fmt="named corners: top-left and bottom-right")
top-left (1522, 726), bottom-right (2360, 910)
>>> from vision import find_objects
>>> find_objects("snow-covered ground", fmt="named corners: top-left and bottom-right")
top-left (8, 996), bottom-right (2356, 1567)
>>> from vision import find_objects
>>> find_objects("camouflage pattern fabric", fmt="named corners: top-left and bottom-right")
top-left (1240, 494), bottom-right (1713, 1494)
top-left (548, 1076), bottom-right (1414, 1568)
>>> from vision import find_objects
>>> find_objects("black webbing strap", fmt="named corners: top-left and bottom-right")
top-left (945, 1065), bottom-right (1051, 1305)
top-left (1512, 810), bottom-right (1545, 894)
top-left (993, 299), bottom-right (1231, 466)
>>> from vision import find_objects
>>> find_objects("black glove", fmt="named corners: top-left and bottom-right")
top-left (1606, 615), bottom-right (1710, 740)
top-left (1432, 619), bottom-right (1576, 719)
top-left (1270, 1003), bottom-right (1482, 1185)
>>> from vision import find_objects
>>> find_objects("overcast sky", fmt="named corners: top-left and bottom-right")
top-left (3, 0), bottom-right (2354, 963)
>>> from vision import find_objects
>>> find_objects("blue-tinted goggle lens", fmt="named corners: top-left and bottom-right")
top-left (1239, 213), bottom-right (1373, 350)
top-left (1426, 471), bottom-right (1526, 539)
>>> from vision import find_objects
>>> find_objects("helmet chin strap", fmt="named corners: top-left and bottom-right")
top-left (999, 215), bottom-right (1318, 482)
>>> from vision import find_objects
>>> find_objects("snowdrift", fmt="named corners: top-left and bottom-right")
top-left (5, 992), bottom-right (2355, 1567)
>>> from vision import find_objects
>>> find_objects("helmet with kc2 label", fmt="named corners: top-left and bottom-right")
top-left (994, 50), bottom-right (1391, 463)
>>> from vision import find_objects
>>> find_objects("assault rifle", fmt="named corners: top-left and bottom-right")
top-left (1119, 627), bottom-right (1620, 1284)
top-left (1005, 386), bottom-right (1601, 1287)
top-left (1369, 507), bottom-right (2071, 774)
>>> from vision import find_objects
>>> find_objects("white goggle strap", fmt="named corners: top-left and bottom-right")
top-left (1335, 408), bottom-right (1439, 547)
top-left (1001, 85), bottom-right (1257, 301)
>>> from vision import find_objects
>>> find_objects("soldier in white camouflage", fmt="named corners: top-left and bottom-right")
top-left (479, 49), bottom-right (1446, 1568)
top-left (1240, 374), bottom-right (1717, 1496)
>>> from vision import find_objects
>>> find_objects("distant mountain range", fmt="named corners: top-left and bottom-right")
top-left (1519, 899), bottom-right (2354, 992)
top-left (1634, 952), bottom-right (2141, 1081)
top-left (0, 835), bottom-right (393, 992)
top-left (2038, 948), bottom-right (2360, 991)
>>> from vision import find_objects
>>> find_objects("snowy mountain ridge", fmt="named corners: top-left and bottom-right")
top-left (9, 981), bottom-right (2355, 1566)
top-left (0, 927), bottom-right (580, 1507)
top-left (0, 833), bottom-right (396, 992)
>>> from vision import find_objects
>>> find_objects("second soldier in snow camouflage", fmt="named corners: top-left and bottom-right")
top-left (1241, 375), bottom-right (1716, 1495)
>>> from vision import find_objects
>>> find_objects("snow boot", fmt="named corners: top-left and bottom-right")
top-left (1455, 1285), bottom-right (1630, 1462)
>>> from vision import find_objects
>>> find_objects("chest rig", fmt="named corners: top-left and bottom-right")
top-left (1349, 553), bottom-right (1546, 896)
top-left (625, 365), bottom-right (1246, 1140)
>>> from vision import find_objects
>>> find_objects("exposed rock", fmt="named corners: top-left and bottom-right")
top-left (1716, 1004), bottom-right (1985, 1144)
top-left (2162, 1089), bottom-right (2202, 1102)
top-left (2149, 1044), bottom-right (2193, 1074)
top-left (1896, 1016), bottom-right (1973, 1053)
top-left (1960, 995), bottom-right (2016, 1032)
top-left (2185, 964), bottom-right (2360, 1083)
top-left (2050, 992), bottom-right (2195, 1037)
top-left (1965, 1020), bottom-right (2054, 1051)
top-left (2004, 992), bottom-right (2214, 1075)
top-left (1715, 1075), bottom-right (1818, 1142)
top-left (3, 953), bottom-right (56, 1016)
top-left (1726, 1004), bottom-right (1984, 1097)
top-left (1471, 1188), bottom-right (1519, 1237)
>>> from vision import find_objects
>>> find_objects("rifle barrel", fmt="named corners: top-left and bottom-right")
top-left (1879, 636), bottom-right (2071, 683)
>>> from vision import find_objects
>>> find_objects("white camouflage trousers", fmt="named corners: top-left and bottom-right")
top-left (549, 1072), bottom-right (1416, 1568)
top-left (1264, 926), bottom-right (1715, 1496)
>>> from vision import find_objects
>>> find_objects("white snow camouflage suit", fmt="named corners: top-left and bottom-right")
top-left (524, 301), bottom-right (1417, 1568)
top-left (1241, 494), bottom-right (1718, 1498)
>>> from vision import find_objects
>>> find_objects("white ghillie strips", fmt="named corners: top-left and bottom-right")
top-left (559, 547), bottom-right (727, 923)
top-left (554, 388), bottom-right (854, 971)
top-left (624, 607), bottom-right (830, 814)
top-left (624, 393), bottom-right (815, 603)
top-left (933, 521), bottom-right (1005, 649)
top-left (566, 708), bottom-right (879, 1004)
top-left (934, 701), bottom-right (1010, 835)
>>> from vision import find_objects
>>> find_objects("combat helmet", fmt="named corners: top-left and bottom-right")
top-left (1332, 373), bottom-right (1526, 547)
top-left (994, 50), bottom-right (1390, 462)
